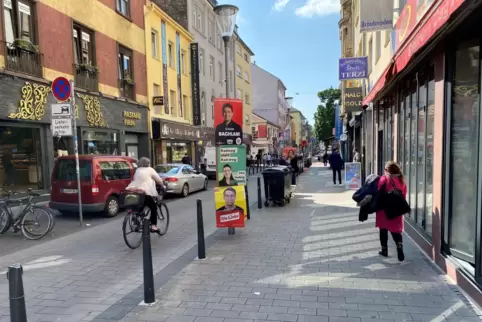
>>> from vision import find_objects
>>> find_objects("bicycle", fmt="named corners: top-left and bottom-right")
top-left (121, 188), bottom-right (170, 249)
top-left (0, 188), bottom-right (55, 240)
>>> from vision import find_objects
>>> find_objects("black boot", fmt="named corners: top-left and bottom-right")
top-left (378, 247), bottom-right (388, 257)
top-left (396, 242), bottom-right (405, 262)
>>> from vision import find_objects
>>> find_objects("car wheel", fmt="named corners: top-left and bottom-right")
top-left (203, 179), bottom-right (208, 191)
top-left (181, 184), bottom-right (189, 197)
top-left (104, 195), bottom-right (119, 217)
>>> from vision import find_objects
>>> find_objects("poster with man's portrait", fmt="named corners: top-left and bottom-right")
top-left (214, 186), bottom-right (247, 228)
top-left (214, 98), bottom-right (243, 145)
top-left (216, 145), bottom-right (247, 186)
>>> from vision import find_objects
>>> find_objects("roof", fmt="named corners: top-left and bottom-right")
top-left (234, 28), bottom-right (255, 56)
top-left (252, 112), bottom-right (280, 128)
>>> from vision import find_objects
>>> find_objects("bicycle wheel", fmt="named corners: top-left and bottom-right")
top-left (0, 207), bottom-right (11, 235)
top-left (156, 202), bottom-right (170, 236)
top-left (21, 207), bottom-right (52, 240)
top-left (123, 213), bottom-right (143, 249)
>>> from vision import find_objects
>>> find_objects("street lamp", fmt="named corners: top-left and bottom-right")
top-left (214, 4), bottom-right (238, 98)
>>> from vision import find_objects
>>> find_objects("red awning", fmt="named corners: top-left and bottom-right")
top-left (363, 0), bottom-right (465, 105)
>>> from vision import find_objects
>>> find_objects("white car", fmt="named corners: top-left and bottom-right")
top-left (155, 164), bottom-right (208, 197)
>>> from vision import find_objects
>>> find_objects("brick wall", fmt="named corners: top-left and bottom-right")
top-left (95, 32), bottom-right (118, 90)
top-left (152, 0), bottom-right (188, 30)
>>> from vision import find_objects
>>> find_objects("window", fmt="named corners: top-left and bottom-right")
top-left (116, 0), bottom-right (130, 17)
top-left (218, 62), bottom-right (223, 84)
top-left (153, 84), bottom-right (160, 96)
top-left (236, 43), bottom-right (241, 54)
top-left (409, 82), bottom-right (417, 221)
top-left (245, 93), bottom-right (249, 104)
top-left (236, 65), bottom-right (241, 77)
top-left (208, 18), bottom-right (215, 43)
top-left (181, 50), bottom-right (186, 74)
top-left (55, 159), bottom-right (91, 182)
top-left (168, 42), bottom-right (173, 67)
top-left (169, 90), bottom-right (177, 116)
top-left (229, 71), bottom-right (233, 91)
top-left (245, 114), bottom-right (250, 125)
top-left (183, 95), bottom-right (189, 120)
top-left (118, 45), bottom-right (134, 99)
top-left (211, 90), bottom-right (215, 116)
top-left (244, 53), bottom-right (248, 62)
top-left (416, 76), bottom-right (427, 228)
top-left (83, 131), bottom-right (118, 155)
top-left (73, 24), bottom-right (97, 90)
top-left (4, 0), bottom-right (35, 44)
top-left (151, 30), bottom-right (158, 58)
top-left (199, 49), bottom-right (205, 75)
top-left (236, 88), bottom-right (242, 99)
top-left (243, 71), bottom-right (249, 82)
top-left (425, 69), bottom-right (434, 237)
top-left (209, 56), bottom-right (214, 81)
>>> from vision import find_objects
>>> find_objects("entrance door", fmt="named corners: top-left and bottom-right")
top-left (126, 144), bottom-right (138, 160)
top-left (378, 130), bottom-right (384, 175)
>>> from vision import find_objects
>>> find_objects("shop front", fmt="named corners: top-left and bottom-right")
top-left (151, 119), bottom-right (201, 166)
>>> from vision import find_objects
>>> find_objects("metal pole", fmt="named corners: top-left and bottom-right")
top-left (70, 80), bottom-right (83, 226)
top-left (196, 199), bottom-right (206, 259)
top-left (7, 264), bottom-right (27, 322)
top-left (244, 184), bottom-right (251, 220)
top-left (142, 217), bottom-right (155, 304)
top-left (257, 177), bottom-right (262, 209)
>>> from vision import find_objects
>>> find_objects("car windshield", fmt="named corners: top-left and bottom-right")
top-left (155, 165), bottom-right (179, 175)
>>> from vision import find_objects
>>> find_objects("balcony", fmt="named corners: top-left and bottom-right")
top-left (119, 78), bottom-right (135, 100)
top-left (3, 40), bottom-right (43, 77)
top-left (73, 64), bottom-right (99, 92)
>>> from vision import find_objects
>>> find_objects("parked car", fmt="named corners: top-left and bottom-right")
top-left (50, 155), bottom-right (138, 217)
top-left (155, 164), bottom-right (208, 197)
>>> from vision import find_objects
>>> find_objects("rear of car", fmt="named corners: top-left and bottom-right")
top-left (155, 165), bottom-right (183, 194)
top-left (50, 156), bottom-right (136, 217)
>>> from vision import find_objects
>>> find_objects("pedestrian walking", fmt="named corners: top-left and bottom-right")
top-left (328, 149), bottom-right (343, 186)
top-left (322, 152), bottom-right (328, 166)
top-left (376, 161), bottom-right (407, 262)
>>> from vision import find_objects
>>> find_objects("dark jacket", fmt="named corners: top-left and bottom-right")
top-left (328, 152), bottom-right (344, 170)
top-left (352, 174), bottom-right (380, 222)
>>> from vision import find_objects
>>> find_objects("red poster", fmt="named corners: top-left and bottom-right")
top-left (214, 98), bottom-right (244, 145)
top-left (216, 209), bottom-right (245, 228)
top-left (395, 0), bottom-right (417, 50)
top-left (258, 125), bottom-right (267, 138)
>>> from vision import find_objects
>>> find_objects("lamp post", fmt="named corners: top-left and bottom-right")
top-left (214, 4), bottom-right (238, 98)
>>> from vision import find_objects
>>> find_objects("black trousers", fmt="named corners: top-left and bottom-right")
top-left (379, 229), bottom-right (403, 247)
top-left (145, 195), bottom-right (158, 226)
top-left (332, 168), bottom-right (342, 184)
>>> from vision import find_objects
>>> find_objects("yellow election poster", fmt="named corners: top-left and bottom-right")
top-left (214, 186), bottom-right (247, 228)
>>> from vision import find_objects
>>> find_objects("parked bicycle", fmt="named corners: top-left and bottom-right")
top-left (0, 188), bottom-right (55, 240)
top-left (121, 187), bottom-right (170, 249)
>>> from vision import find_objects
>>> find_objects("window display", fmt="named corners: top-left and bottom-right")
top-left (83, 131), bottom-right (119, 155)
top-left (166, 142), bottom-right (191, 163)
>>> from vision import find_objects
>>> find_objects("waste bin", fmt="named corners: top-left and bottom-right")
top-left (262, 166), bottom-right (292, 207)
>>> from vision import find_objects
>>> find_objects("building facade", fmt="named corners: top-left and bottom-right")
top-left (251, 112), bottom-right (279, 156)
top-left (146, 0), bottom-right (198, 165)
top-left (359, 0), bottom-right (482, 305)
top-left (289, 107), bottom-right (308, 147)
top-left (233, 31), bottom-right (254, 150)
top-left (0, 0), bottom-right (149, 192)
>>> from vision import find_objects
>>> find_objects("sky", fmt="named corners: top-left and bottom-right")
top-left (218, 0), bottom-right (341, 126)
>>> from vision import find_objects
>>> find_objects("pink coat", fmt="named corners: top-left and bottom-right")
top-left (375, 175), bottom-right (407, 233)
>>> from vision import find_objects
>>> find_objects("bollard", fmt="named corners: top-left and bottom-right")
top-left (244, 185), bottom-right (251, 220)
top-left (196, 199), bottom-right (206, 259)
top-left (7, 264), bottom-right (27, 322)
top-left (257, 177), bottom-right (262, 209)
top-left (142, 218), bottom-right (155, 304)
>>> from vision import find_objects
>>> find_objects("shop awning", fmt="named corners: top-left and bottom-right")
top-left (363, 0), bottom-right (465, 105)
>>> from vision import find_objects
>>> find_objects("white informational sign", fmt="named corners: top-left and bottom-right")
top-left (340, 133), bottom-right (348, 141)
top-left (51, 103), bottom-right (72, 117)
top-left (359, 0), bottom-right (394, 32)
top-left (52, 118), bottom-right (73, 136)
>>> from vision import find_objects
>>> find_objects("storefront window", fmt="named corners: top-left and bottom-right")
top-left (0, 126), bottom-right (42, 193)
top-left (416, 77), bottom-right (426, 227)
top-left (398, 92), bottom-right (405, 166)
top-left (83, 131), bottom-right (119, 155)
top-left (425, 69), bottom-right (435, 237)
top-left (448, 42), bottom-right (480, 260)
top-left (409, 83), bottom-right (417, 220)
top-left (167, 142), bottom-right (191, 163)
top-left (404, 92), bottom-right (410, 200)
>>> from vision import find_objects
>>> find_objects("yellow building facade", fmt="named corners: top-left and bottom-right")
top-left (290, 108), bottom-right (303, 146)
top-left (234, 33), bottom-right (255, 135)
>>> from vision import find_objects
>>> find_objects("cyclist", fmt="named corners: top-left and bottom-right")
top-left (126, 157), bottom-right (164, 233)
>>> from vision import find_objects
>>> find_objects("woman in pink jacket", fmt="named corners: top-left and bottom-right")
top-left (377, 161), bottom-right (407, 262)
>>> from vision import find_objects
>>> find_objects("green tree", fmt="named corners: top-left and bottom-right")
top-left (313, 87), bottom-right (341, 141)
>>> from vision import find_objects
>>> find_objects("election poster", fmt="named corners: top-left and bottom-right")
top-left (214, 186), bottom-right (247, 228)
top-left (216, 145), bottom-right (247, 186)
top-left (214, 98), bottom-right (243, 145)
top-left (345, 162), bottom-right (362, 190)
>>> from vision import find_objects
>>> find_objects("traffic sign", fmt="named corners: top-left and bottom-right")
top-left (340, 133), bottom-right (348, 141)
top-left (51, 103), bottom-right (72, 117)
top-left (51, 77), bottom-right (71, 102)
top-left (52, 118), bottom-right (73, 136)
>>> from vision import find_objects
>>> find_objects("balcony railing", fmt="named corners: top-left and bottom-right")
top-left (3, 41), bottom-right (43, 77)
top-left (119, 78), bottom-right (135, 100)
top-left (74, 64), bottom-right (99, 92)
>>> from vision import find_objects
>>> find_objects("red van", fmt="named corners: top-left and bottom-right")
top-left (50, 155), bottom-right (138, 217)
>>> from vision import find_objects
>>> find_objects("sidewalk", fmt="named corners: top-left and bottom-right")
top-left (118, 163), bottom-right (482, 322)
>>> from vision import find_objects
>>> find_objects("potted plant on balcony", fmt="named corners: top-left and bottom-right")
top-left (12, 39), bottom-right (39, 53)
top-left (123, 75), bottom-right (136, 85)
top-left (79, 63), bottom-right (98, 74)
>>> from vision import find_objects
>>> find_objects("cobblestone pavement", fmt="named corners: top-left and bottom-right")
top-left (119, 164), bottom-right (482, 322)
top-left (0, 174), bottom-right (263, 322)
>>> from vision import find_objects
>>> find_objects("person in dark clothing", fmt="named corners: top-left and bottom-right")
top-left (322, 152), bottom-right (329, 166)
top-left (181, 154), bottom-right (191, 165)
top-left (328, 149), bottom-right (344, 186)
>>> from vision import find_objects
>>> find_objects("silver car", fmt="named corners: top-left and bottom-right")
top-left (155, 164), bottom-right (208, 197)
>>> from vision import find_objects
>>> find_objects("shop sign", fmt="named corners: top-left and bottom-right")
top-left (214, 186), bottom-right (247, 228)
top-left (214, 98), bottom-right (243, 145)
top-left (160, 121), bottom-right (201, 140)
top-left (191, 43), bottom-right (201, 126)
top-left (152, 96), bottom-right (164, 106)
top-left (123, 111), bottom-right (141, 127)
top-left (216, 145), bottom-right (247, 186)
top-left (339, 57), bottom-right (368, 80)
top-left (395, 0), bottom-right (436, 51)
top-left (344, 87), bottom-right (363, 113)
top-left (359, 0), bottom-right (394, 32)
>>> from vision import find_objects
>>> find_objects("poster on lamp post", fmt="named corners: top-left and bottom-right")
top-left (216, 145), bottom-right (247, 186)
top-left (214, 98), bottom-right (243, 145)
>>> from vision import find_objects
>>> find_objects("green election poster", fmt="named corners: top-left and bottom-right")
top-left (216, 145), bottom-right (247, 187)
